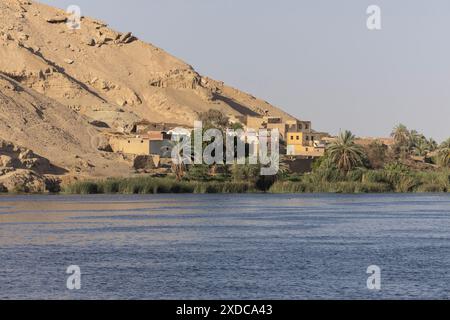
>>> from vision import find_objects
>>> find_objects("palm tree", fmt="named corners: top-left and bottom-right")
top-left (427, 138), bottom-right (438, 152)
top-left (409, 130), bottom-right (421, 149)
top-left (327, 130), bottom-right (366, 172)
top-left (169, 138), bottom-right (194, 181)
top-left (440, 138), bottom-right (450, 149)
top-left (437, 149), bottom-right (449, 167)
top-left (413, 141), bottom-right (429, 157)
top-left (437, 138), bottom-right (450, 167)
top-left (391, 124), bottom-right (410, 147)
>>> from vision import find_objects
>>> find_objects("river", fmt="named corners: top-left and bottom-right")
top-left (0, 193), bottom-right (449, 299)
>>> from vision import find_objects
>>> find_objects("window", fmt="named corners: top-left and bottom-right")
top-left (291, 135), bottom-right (294, 140)
top-left (299, 124), bottom-right (303, 130)
top-left (306, 136), bottom-right (309, 141)
top-left (305, 124), bottom-right (309, 130)
top-left (311, 136), bottom-right (315, 141)
top-left (296, 135), bottom-right (300, 140)
top-left (305, 148), bottom-right (309, 152)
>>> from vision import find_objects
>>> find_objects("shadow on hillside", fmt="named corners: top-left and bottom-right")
top-left (213, 94), bottom-right (260, 117)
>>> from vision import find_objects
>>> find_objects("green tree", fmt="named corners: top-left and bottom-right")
top-left (427, 138), bottom-right (438, 152)
top-left (365, 140), bottom-right (387, 169)
top-left (327, 130), bottom-right (366, 173)
top-left (391, 124), bottom-right (410, 146)
top-left (413, 140), bottom-right (430, 157)
top-left (437, 138), bottom-right (450, 167)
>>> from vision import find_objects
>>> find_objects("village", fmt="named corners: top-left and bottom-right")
top-left (104, 113), bottom-right (339, 175)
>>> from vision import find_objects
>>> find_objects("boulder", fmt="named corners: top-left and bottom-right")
top-left (117, 32), bottom-right (136, 44)
top-left (46, 16), bottom-right (67, 24)
top-left (92, 135), bottom-right (113, 152)
top-left (83, 37), bottom-right (95, 46)
top-left (133, 155), bottom-right (159, 170)
top-left (89, 120), bottom-right (110, 128)
top-left (0, 169), bottom-right (46, 193)
top-left (0, 155), bottom-right (14, 167)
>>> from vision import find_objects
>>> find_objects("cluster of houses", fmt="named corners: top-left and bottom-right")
top-left (108, 115), bottom-right (330, 163)
top-left (246, 116), bottom-right (328, 158)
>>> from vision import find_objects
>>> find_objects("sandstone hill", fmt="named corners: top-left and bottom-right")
top-left (0, 0), bottom-right (295, 189)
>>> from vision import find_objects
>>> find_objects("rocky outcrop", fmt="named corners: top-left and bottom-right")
top-left (149, 69), bottom-right (201, 90)
top-left (0, 139), bottom-right (62, 192)
top-left (0, 139), bottom-right (51, 173)
top-left (46, 16), bottom-right (67, 24)
top-left (0, 169), bottom-right (47, 193)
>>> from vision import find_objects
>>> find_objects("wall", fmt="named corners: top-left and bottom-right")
top-left (110, 137), bottom-right (151, 155)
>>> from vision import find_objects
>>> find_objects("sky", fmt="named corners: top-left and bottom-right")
top-left (38, 0), bottom-right (450, 142)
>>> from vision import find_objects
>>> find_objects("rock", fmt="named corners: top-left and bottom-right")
top-left (1, 33), bottom-right (13, 41)
top-left (79, 159), bottom-right (95, 168)
top-left (89, 120), bottom-right (110, 128)
top-left (46, 16), bottom-right (67, 24)
top-left (123, 36), bottom-right (136, 44)
top-left (119, 32), bottom-right (132, 42)
top-left (117, 32), bottom-right (136, 44)
top-left (18, 149), bottom-right (35, 160)
top-left (133, 155), bottom-right (158, 170)
top-left (83, 37), bottom-right (95, 46)
top-left (0, 155), bottom-right (14, 167)
top-left (21, 157), bottom-right (51, 171)
top-left (116, 98), bottom-right (126, 107)
top-left (93, 135), bottom-right (113, 152)
top-left (64, 58), bottom-right (74, 64)
top-left (0, 183), bottom-right (7, 193)
top-left (0, 169), bottom-right (46, 193)
top-left (17, 32), bottom-right (29, 41)
top-left (30, 45), bottom-right (40, 53)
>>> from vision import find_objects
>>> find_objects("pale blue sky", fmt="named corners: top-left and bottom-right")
top-left (39, 0), bottom-right (449, 141)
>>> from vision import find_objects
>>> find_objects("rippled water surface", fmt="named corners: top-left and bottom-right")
top-left (0, 193), bottom-right (449, 299)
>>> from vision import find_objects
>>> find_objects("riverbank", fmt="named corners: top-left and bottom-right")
top-left (61, 170), bottom-right (450, 195)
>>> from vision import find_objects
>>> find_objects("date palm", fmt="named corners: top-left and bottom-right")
top-left (437, 149), bottom-right (449, 167)
top-left (437, 138), bottom-right (450, 167)
top-left (440, 138), bottom-right (450, 149)
top-left (391, 124), bottom-right (410, 147)
top-left (427, 138), bottom-right (438, 152)
top-left (413, 141), bottom-right (429, 157)
top-left (327, 130), bottom-right (365, 172)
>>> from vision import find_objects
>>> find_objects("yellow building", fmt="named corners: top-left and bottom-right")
top-left (110, 137), bottom-right (172, 157)
top-left (246, 116), bottom-right (328, 157)
top-left (286, 132), bottom-right (326, 157)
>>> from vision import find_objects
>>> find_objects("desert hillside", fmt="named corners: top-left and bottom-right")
top-left (0, 0), bottom-right (295, 189)
top-left (0, 0), bottom-right (293, 126)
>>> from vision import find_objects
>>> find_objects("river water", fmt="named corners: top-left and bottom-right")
top-left (0, 193), bottom-right (449, 299)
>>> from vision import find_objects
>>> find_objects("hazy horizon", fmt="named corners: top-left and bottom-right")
top-left (38, 0), bottom-right (450, 142)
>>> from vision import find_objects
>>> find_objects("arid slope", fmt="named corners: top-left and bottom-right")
top-left (0, 0), bottom-right (294, 182)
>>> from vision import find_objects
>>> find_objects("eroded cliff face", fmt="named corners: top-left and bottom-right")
top-left (0, 73), bottom-right (133, 180)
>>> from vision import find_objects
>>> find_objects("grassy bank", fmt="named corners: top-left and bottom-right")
top-left (62, 167), bottom-right (450, 195)
top-left (269, 168), bottom-right (450, 193)
top-left (63, 177), bottom-right (257, 194)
